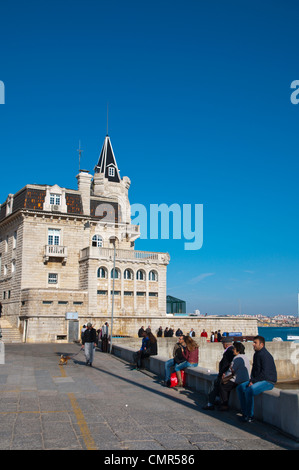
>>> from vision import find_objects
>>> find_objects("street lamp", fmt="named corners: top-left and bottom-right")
top-left (110, 237), bottom-right (117, 354)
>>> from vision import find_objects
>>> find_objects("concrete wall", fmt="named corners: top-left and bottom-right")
top-left (114, 337), bottom-right (299, 382)
top-left (112, 342), bottom-right (299, 441)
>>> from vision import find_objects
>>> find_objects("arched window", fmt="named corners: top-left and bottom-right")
top-left (92, 235), bottom-right (103, 247)
top-left (97, 267), bottom-right (107, 279)
top-left (124, 269), bottom-right (133, 280)
top-left (149, 270), bottom-right (158, 281)
top-left (136, 270), bottom-right (145, 281)
top-left (111, 268), bottom-right (120, 279)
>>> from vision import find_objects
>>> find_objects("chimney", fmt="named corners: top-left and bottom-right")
top-left (76, 170), bottom-right (92, 216)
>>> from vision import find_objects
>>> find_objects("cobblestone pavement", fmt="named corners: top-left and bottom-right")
top-left (0, 343), bottom-right (298, 451)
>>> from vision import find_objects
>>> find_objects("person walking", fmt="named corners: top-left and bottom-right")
top-left (101, 322), bottom-right (109, 353)
top-left (82, 322), bottom-right (97, 366)
top-left (237, 335), bottom-right (277, 422)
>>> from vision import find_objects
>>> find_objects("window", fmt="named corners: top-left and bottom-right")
top-left (111, 268), bottom-right (120, 279)
top-left (58, 301), bottom-right (68, 305)
top-left (11, 260), bottom-right (16, 274)
top-left (149, 270), bottom-right (158, 281)
top-left (92, 235), bottom-right (103, 247)
top-left (50, 194), bottom-right (61, 205)
top-left (48, 229), bottom-right (61, 246)
top-left (97, 267), bottom-right (107, 279)
top-left (124, 291), bottom-right (133, 296)
top-left (0, 254), bottom-right (2, 273)
top-left (110, 290), bottom-right (120, 295)
top-left (13, 231), bottom-right (17, 249)
top-left (108, 167), bottom-right (115, 177)
top-left (137, 292), bottom-right (146, 296)
top-left (4, 264), bottom-right (7, 276)
top-left (136, 270), bottom-right (145, 281)
top-left (48, 273), bottom-right (58, 284)
top-left (149, 292), bottom-right (158, 297)
top-left (97, 290), bottom-right (108, 295)
top-left (124, 269), bottom-right (133, 280)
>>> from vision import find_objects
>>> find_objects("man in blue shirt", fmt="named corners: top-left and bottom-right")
top-left (237, 335), bottom-right (277, 422)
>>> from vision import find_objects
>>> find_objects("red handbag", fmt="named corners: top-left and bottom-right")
top-left (170, 370), bottom-right (186, 387)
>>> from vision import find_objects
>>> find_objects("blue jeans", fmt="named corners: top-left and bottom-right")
top-left (174, 361), bottom-right (198, 372)
top-left (164, 358), bottom-right (175, 382)
top-left (237, 380), bottom-right (274, 418)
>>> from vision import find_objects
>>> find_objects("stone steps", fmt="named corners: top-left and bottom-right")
top-left (0, 319), bottom-right (23, 343)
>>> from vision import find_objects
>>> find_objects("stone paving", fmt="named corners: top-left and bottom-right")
top-left (0, 343), bottom-right (298, 451)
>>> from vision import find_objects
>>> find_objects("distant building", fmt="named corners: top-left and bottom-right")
top-left (0, 134), bottom-right (170, 342)
top-left (166, 295), bottom-right (186, 315)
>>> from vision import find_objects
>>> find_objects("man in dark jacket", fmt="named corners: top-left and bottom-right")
top-left (82, 323), bottom-right (97, 366)
top-left (237, 335), bottom-right (277, 422)
top-left (202, 337), bottom-right (235, 410)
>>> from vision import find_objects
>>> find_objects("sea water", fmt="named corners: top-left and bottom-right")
top-left (258, 326), bottom-right (299, 342)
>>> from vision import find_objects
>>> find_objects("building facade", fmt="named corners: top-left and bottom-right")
top-left (0, 135), bottom-right (170, 342)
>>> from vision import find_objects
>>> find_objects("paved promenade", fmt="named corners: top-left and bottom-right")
top-left (0, 343), bottom-right (298, 451)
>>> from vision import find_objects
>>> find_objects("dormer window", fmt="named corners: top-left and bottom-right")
top-left (50, 194), bottom-right (61, 206)
top-left (108, 167), bottom-right (115, 177)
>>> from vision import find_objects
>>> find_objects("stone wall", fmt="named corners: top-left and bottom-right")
top-left (115, 336), bottom-right (299, 382)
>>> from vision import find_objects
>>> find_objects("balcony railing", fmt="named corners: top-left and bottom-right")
top-left (80, 246), bottom-right (170, 265)
top-left (44, 245), bottom-right (68, 264)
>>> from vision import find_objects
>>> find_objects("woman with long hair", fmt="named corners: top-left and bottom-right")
top-left (173, 335), bottom-right (199, 388)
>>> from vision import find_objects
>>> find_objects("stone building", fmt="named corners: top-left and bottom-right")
top-left (0, 134), bottom-right (170, 342)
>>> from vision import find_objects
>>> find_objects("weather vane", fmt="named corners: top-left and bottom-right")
top-left (77, 140), bottom-right (83, 172)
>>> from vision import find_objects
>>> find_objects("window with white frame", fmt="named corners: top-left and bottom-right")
top-left (50, 194), bottom-right (61, 206)
top-left (48, 229), bottom-right (61, 246)
top-left (108, 167), bottom-right (115, 177)
top-left (13, 231), bottom-right (17, 249)
top-left (124, 269), bottom-right (133, 280)
top-left (92, 235), bottom-right (103, 247)
top-left (111, 268), bottom-right (120, 279)
top-left (48, 273), bottom-right (58, 284)
top-left (11, 260), bottom-right (16, 274)
top-left (136, 270), bottom-right (145, 281)
top-left (149, 270), bottom-right (158, 281)
top-left (97, 267), bottom-right (107, 279)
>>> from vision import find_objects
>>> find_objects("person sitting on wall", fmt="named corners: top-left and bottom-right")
top-left (237, 335), bottom-right (277, 423)
top-left (202, 337), bottom-right (235, 410)
top-left (132, 329), bottom-right (158, 370)
top-left (173, 336), bottom-right (199, 389)
top-left (163, 335), bottom-right (186, 387)
top-left (218, 341), bottom-right (250, 411)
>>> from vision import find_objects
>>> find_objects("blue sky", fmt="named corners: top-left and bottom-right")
top-left (1, 0), bottom-right (299, 316)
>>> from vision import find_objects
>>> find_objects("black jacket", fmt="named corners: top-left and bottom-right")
top-left (82, 328), bottom-right (97, 344)
top-left (251, 347), bottom-right (277, 384)
top-left (218, 346), bottom-right (235, 377)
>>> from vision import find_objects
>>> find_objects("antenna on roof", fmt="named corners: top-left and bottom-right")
top-left (77, 140), bottom-right (83, 172)
top-left (107, 103), bottom-right (109, 136)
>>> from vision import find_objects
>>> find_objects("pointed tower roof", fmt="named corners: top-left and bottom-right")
top-left (94, 135), bottom-right (121, 183)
